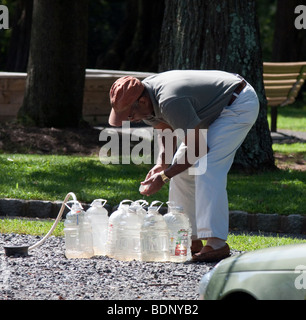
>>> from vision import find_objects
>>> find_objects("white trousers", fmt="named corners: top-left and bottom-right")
top-left (168, 82), bottom-right (259, 240)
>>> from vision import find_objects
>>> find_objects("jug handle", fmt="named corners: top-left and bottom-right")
top-left (64, 199), bottom-right (83, 211)
top-left (166, 201), bottom-right (175, 208)
top-left (90, 199), bottom-right (107, 207)
top-left (134, 199), bottom-right (149, 207)
top-left (119, 199), bottom-right (133, 206)
top-left (149, 200), bottom-right (164, 211)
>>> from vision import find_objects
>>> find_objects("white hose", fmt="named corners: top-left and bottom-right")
top-left (29, 192), bottom-right (77, 251)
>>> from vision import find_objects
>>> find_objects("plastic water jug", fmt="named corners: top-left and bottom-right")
top-left (141, 201), bottom-right (170, 262)
top-left (113, 203), bottom-right (143, 261)
top-left (86, 199), bottom-right (109, 256)
top-left (64, 201), bottom-right (94, 259)
top-left (106, 199), bottom-right (132, 258)
top-left (133, 199), bottom-right (148, 220)
top-left (163, 201), bottom-right (192, 262)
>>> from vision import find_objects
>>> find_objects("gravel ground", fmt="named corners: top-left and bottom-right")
top-left (0, 233), bottom-right (240, 301)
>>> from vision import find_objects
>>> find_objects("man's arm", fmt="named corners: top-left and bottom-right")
top-left (140, 124), bottom-right (208, 195)
top-left (164, 124), bottom-right (207, 179)
top-left (144, 122), bottom-right (176, 180)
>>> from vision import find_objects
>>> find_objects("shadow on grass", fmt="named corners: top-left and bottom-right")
top-left (0, 155), bottom-right (168, 206)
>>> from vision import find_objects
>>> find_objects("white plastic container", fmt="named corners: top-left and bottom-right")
top-left (141, 201), bottom-right (170, 262)
top-left (133, 199), bottom-right (148, 220)
top-left (106, 200), bottom-right (132, 258)
top-left (139, 184), bottom-right (151, 193)
top-left (86, 199), bottom-right (109, 256)
top-left (113, 203), bottom-right (143, 261)
top-left (64, 201), bottom-right (94, 259)
top-left (163, 201), bottom-right (192, 262)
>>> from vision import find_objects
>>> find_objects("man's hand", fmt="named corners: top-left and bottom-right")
top-left (145, 164), bottom-right (168, 181)
top-left (140, 172), bottom-right (165, 196)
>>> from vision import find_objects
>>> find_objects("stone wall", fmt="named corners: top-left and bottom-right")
top-left (0, 198), bottom-right (305, 235)
top-left (0, 69), bottom-right (154, 125)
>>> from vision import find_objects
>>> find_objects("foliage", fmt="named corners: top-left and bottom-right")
top-left (87, 0), bottom-right (126, 68)
top-left (256, 0), bottom-right (277, 61)
top-left (0, 0), bottom-right (279, 71)
top-left (0, 0), bottom-right (15, 69)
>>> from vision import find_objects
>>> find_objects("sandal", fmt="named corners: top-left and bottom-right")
top-left (191, 244), bottom-right (230, 263)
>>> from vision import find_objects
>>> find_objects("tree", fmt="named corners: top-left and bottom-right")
top-left (272, 0), bottom-right (306, 62)
top-left (97, 0), bottom-right (164, 72)
top-left (159, 0), bottom-right (275, 171)
top-left (272, 0), bottom-right (306, 99)
top-left (18, 0), bottom-right (89, 128)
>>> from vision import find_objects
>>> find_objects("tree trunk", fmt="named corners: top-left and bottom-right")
top-left (159, 0), bottom-right (275, 172)
top-left (18, 0), bottom-right (89, 128)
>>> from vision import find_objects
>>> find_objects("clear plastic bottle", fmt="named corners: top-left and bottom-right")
top-left (106, 200), bottom-right (132, 258)
top-left (86, 199), bottom-right (109, 256)
top-left (133, 199), bottom-right (148, 220)
top-left (139, 184), bottom-right (151, 193)
top-left (113, 203), bottom-right (143, 261)
top-left (141, 201), bottom-right (170, 262)
top-left (163, 201), bottom-right (192, 262)
top-left (64, 201), bottom-right (94, 259)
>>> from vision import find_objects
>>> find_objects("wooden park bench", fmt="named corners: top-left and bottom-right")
top-left (263, 62), bottom-right (306, 132)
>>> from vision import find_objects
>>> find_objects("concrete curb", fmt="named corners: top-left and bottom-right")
top-left (228, 210), bottom-right (306, 235)
top-left (0, 198), bottom-right (305, 235)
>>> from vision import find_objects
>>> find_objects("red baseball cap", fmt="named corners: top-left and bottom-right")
top-left (108, 76), bottom-right (145, 126)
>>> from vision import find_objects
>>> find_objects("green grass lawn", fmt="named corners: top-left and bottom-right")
top-left (267, 103), bottom-right (306, 132)
top-left (0, 217), bottom-right (64, 237)
top-left (272, 143), bottom-right (306, 153)
top-left (0, 154), bottom-right (166, 205)
top-left (228, 169), bottom-right (305, 214)
top-left (0, 154), bottom-right (166, 204)
top-left (1, 217), bottom-right (306, 252)
top-left (228, 142), bottom-right (306, 214)
top-left (0, 150), bottom-right (305, 215)
top-left (227, 232), bottom-right (306, 251)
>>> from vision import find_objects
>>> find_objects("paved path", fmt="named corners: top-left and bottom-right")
top-left (271, 129), bottom-right (306, 143)
top-left (98, 125), bottom-right (306, 143)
